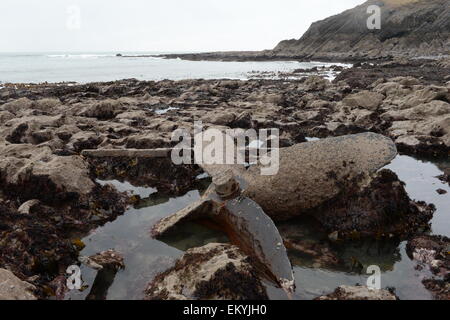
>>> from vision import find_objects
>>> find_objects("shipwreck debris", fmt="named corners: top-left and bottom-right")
top-left (79, 250), bottom-right (125, 300)
top-left (152, 170), bottom-right (295, 297)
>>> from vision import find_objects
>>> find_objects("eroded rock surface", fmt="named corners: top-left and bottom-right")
top-left (145, 243), bottom-right (269, 300)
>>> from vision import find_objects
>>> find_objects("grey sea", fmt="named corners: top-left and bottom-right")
top-left (0, 52), bottom-right (349, 84)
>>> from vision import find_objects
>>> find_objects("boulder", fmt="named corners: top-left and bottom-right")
top-left (302, 76), bottom-right (330, 91)
top-left (0, 143), bottom-right (95, 202)
top-left (68, 131), bottom-right (104, 153)
top-left (77, 99), bottom-right (122, 120)
top-left (145, 243), bottom-right (268, 300)
top-left (0, 98), bottom-right (33, 115)
top-left (0, 269), bottom-right (36, 300)
top-left (406, 235), bottom-right (450, 300)
top-left (32, 98), bottom-right (62, 112)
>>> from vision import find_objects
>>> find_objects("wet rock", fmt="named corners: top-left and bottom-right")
top-left (422, 279), bottom-right (450, 300)
top-left (4, 115), bottom-right (65, 144)
top-left (311, 169), bottom-right (435, 238)
top-left (436, 189), bottom-right (447, 195)
top-left (407, 235), bottom-right (449, 278)
top-left (0, 269), bottom-right (37, 300)
top-left (406, 235), bottom-right (450, 300)
top-left (145, 243), bottom-right (268, 300)
top-left (437, 173), bottom-right (450, 186)
top-left (315, 285), bottom-right (397, 300)
top-left (0, 143), bottom-right (95, 202)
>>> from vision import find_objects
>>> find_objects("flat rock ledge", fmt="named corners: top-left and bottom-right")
top-left (145, 243), bottom-right (269, 300)
top-left (315, 285), bottom-right (398, 300)
top-left (0, 268), bottom-right (37, 300)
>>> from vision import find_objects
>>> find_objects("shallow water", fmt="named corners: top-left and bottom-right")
top-left (0, 52), bottom-right (350, 84)
top-left (66, 154), bottom-right (449, 300)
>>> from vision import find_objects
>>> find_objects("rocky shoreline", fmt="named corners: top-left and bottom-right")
top-left (158, 0), bottom-right (450, 63)
top-left (0, 57), bottom-right (449, 300)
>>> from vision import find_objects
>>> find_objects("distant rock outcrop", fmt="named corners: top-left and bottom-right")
top-left (273, 0), bottom-right (450, 60)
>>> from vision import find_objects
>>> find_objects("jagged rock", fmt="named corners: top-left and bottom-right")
top-left (301, 76), bottom-right (330, 91)
top-left (4, 115), bottom-right (65, 144)
top-left (32, 98), bottom-right (62, 112)
top-left (0, 97), bottom-right (34, 115)
top-left (0, 111), bottom-right (14, 123)
top-left (406, 235), bottom-right (450, 300)
top-left (0, 269), bottom-right (37, 300)
top-left (315, 285), bottom-right (397, 300)
top-left (145, 243), bottom-right (269, 300)
top-left (68, 131), bottom-right (104, 153)
top-left (342, 91), bottom-right (385, 110)
top-left (422, 279), bottom-right (450, 300)
top-left (0, 143), bottom-right (95, 202)
top-left (407, 235), bottom-right (449, 278)
top-left (77, 99), bottom-right (123, 120)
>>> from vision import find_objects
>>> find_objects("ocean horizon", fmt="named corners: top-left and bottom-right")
top-left (0, 52), bottom-right (349, 84)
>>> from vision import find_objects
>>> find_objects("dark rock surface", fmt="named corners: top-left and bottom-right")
top-left (316, 285), bottom-right (398, 300)
top-left (145, 243), bottom-right (269, 300)
top-left (273, 0), bottom-right (450, 61)
top-left (407, 235), bottom-right (450, 300)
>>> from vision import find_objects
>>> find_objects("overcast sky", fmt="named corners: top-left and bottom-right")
top-left (1, 0), bottom-right (365, 52)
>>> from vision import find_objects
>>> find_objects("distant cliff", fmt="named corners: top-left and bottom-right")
top-left (272, 0), bottom-right (450, 60)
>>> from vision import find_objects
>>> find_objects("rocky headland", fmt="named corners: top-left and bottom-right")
top-left (158, 0), bottom-right (449, 62)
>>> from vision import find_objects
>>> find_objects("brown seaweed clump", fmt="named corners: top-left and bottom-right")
top-left (145, 243), bottom-right (269, 300)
